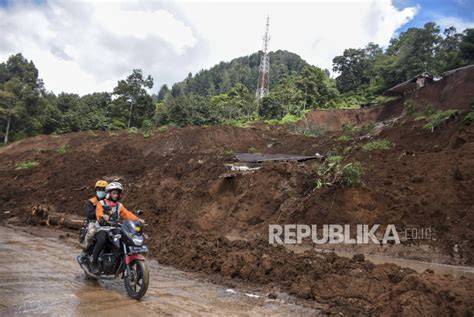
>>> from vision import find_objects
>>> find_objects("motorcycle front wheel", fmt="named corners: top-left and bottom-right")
top-left (124, 260), bottom-right (149, 300)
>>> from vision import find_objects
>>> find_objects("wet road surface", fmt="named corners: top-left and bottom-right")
top-left (0, 227), bottom-right (321, 316)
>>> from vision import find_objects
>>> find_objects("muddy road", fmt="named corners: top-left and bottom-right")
top-left (0, 227), bottom-right (320, 316)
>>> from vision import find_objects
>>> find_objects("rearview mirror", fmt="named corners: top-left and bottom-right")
top-left (135, 209), bottom-right (144, 216)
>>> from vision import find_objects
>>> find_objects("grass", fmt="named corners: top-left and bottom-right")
top-left (127, 127), bottom-right (139, 134)
top-left (248, 146), bottom-right (259, 154)
top-left (143, 130), bottom-right (153, 138)
top-left (158, 125), bottom-right (169, 133)
top-left (288, 123), bottom-right (323, 137)
top-left (15, 160), bottom-right (40, 170)
top-left (56, 145), bottom-right (66, 155)
top-left (343, 122), bottom-right (375, 135)
top-left (337, 135), bottom-right (352, 142)
top-left (361, 139), bottom-right (393, 151)
top-left (314, 155), bottom-right (364, 189)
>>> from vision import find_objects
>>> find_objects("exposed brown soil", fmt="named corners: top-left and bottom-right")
top-left (303, 65), bottom-right (474, 131)
top-left (1, 67), bottom-right (473, 315)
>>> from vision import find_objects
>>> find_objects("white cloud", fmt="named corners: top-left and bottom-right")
top-left (435, 16), bottom-right (474, 32)
top-left (0, 0), bottom-right (419, 95)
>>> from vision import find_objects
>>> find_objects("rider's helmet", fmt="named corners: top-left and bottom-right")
top-left (105, 182), bottom-right (124, 201)
top-left (94, 180), bottom-right (108, 199)
top-left (95, 180), bottom-right (108, 190)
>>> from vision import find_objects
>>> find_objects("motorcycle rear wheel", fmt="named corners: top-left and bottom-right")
top-left (124, 260), bottom-right (149, 300)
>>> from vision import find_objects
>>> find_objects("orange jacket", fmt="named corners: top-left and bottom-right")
top-left (96, 200), bottom-right (138, 222)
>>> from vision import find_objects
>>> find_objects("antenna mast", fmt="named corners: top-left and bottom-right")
top-left (256, 16), bottom-right (270, 101)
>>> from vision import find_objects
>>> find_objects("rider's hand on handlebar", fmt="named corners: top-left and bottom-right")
top-left (138, 218), bottom-right (145, 225)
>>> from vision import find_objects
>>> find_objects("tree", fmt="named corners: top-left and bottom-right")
top-left (172, 50), bottom-right (309, 97)
top-left (0, 53), bottom-right (43, 143)
top-left (460, 28), bottom-right (474, 63)
top-left (295, 66), bottom-right (338, 109)
top-left (212, 83), bottom-right (256, 121)
top-left (160, 95), bottom-right (221, 127)
top-left (112, 69), bottom-right (153, 129)
top-left (388, 22), bottom-right (441, 79)
top-left (156, 84), bottom-right (171, 102)
top-left (0, 88), bottom-right (17, 144)
top-left (332, 43), bottom-right (383, 93)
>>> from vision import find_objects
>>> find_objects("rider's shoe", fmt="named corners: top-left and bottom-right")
top-left (90, 262), bottom-right (100, 275)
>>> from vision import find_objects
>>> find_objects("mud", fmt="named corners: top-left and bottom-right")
top-left (0, 226), bottom-right (322, 316)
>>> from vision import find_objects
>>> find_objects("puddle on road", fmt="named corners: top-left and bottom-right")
top-left (0, 227), bottom-right (321, 316)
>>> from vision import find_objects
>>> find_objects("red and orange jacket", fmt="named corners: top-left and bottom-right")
top-left (96, 199), bottom-right (138, 223)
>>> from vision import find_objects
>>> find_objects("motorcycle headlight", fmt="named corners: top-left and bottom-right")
top-left (132, 235), bottom-right (144, 246)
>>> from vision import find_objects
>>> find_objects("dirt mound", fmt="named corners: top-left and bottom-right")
top-left (153, 228), bottom-right (473, 315)
top-left (1, 119), bottom-right (473, 314)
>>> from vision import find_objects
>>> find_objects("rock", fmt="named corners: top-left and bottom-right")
top-left (352, 253), bottom-right (365, 262)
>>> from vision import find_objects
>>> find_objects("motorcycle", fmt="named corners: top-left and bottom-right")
top-left (77, 210), bottom-right (149, 300)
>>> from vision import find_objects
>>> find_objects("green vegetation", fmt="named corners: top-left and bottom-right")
top-left (141, 119), bottom-right (154, 138)
top-left (56, 145), bottom-right (66, 155)
top-left (315, 155), bottom-right (363, 189)
top-left (361, 139), bottom-right (393, 151)
top-left (288, 122), bottom-right (322, 137)
top-left (418, 109), bottom-right (459, 131)
top-left (343, 122), bottom-right (376, 135)
top-left (337, 135), bottom-right (352, 142)
top-left (127, 127), bottom-right (139, 134)
top-left (1, 23), bottom-right (472, 144)
top-left (15, 160), bottom-right (39, 170)
top-left (462, 102), bottom-right (474, 126)
top-left (404, 101), bottom-right (416, 115)
top-left (333, 25), bottom-right (474, 95)
top-left (248, 146), bottom-right (259, 154)
top-left (160, 50), bottom-right (308, 99)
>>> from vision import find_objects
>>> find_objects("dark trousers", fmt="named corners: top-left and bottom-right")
top-left (92, 230), bottom-right (108, 264)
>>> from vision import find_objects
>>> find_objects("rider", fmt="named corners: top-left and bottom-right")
top-left (86, 180), bottom-right (108, 220)
top-left (80, 180), bottom-right (108, 250)
top-left (90, 181), bottom-right (144, 274)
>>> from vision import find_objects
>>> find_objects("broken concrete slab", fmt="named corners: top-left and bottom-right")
top-left (234, 153), bottom-right (323, 163)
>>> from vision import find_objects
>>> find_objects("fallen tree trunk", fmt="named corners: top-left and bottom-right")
top-left (62, 216), bottom-right (83, 230)
top-left (46, 213), bottom-right (65, 226)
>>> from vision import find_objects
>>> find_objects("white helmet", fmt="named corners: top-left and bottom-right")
top-left (105, 182), bottom-right (123, 193)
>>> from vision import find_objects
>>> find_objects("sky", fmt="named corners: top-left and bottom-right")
top-left (0, 0), bottom-right (473, 95)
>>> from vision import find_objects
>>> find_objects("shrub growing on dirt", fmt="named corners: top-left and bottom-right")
top-left (141, 119), bottom-right (154, 138)
top-left (422, 110), bottom-right (459, 132)
top-left (56, 145), bottom-right (66, 155)
top-left (248, 146), bottom-right (259, 153)
top-left (343, 122), bottom-right (375, 135)
top-left (361, 139), bottom-right (393, 151)
top-left (288, 122), bottom-right (322, 137)
top-left (315, 156), bottom-right (363, 189)
top-left (462, 102), bottom-right (474, 126)
top-left (15, 160), bottom-right (39, 170)
top-left (337, 135), bottom-right (352, 142)
top-left (404, 100), bottom-right (416, 115)
top-left (127, 127), bottom-right (139, 134)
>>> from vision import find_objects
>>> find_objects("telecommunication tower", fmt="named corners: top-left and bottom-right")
top-left (256, 16), bottom-right (270, 101)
